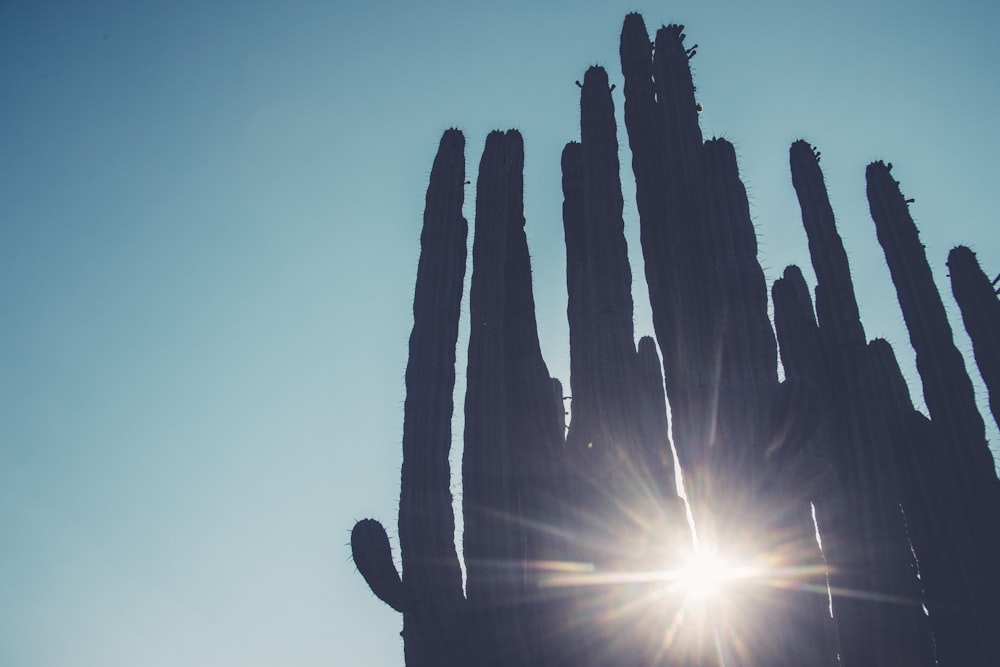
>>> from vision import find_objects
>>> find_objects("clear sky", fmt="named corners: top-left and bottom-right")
top-left (1, 1), bottom-right (998, 665)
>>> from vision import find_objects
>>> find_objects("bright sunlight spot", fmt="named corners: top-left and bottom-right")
top-left (677, 551), bottom-right (740, 600)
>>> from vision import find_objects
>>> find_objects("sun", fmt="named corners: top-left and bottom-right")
top-left (676, 550), bottom-right (741, 600)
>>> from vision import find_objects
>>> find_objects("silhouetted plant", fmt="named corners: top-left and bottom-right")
top-left (351, 12), bottom-right (999, 666)
top-left (948, 245), bottom-right (1000, 431)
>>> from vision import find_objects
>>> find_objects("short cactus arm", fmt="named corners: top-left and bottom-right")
top-left (770, 265), bottom-right (826, 462)
top-left (772, 265), bottom-right (824, 385)
top-left (351, 518), bottom-right (408, 613)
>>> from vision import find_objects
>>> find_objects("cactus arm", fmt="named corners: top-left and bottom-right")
top-left (947, 245), bottom-right (1000, 431)
top-left (789, 140), bottom-right (866, 347)
top-left (703, 138), bottom-right (778, 401)
top-left (351, 518), bottom-right (409, 613)
top-left (499, 130), bottom-right (572, 667)
top-left (619, 14), bottom-right (673, 357)
top-left (867, 337), bottom-right (1000, 664)
top-left (700, 138), bottom-right (779, 509)
top-left (865, 164), bottom-right (1000, 661)
top-left (787, 148), bottom-right (934, 665)
top-left (866, 161), bottom-right (996, 481)
top-left (462, 130), bottom-right (517, 599)
top-left (620, 17), bottom-right (720, 520)
top-left (771, 266), bottom-right (826, 466)
top-left (772, 265), bottom-right (824, 384)
top-left (577, 66), bottom-right (640, 455)
top-left (398, 129), bottom-right (467, 610)
top-left (460, 130), bottom-right (532, 666)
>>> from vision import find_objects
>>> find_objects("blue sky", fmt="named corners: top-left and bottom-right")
top-left (1, 1), bottom-right (998, 665)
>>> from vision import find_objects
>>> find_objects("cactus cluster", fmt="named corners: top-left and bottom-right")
top-left (350, 12), bottom-right (1000, 666)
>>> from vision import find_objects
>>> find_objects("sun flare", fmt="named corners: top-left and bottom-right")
top-left (676, 551), bottom-right (741, 600)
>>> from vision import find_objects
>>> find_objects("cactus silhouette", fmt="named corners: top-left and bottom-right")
top-left (351, 12), bottom-right (999, 666)
top-left (948, 245), bottom-right (1000, 431)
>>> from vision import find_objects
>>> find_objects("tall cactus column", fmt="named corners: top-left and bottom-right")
top-left (620, 16), bottom-right (714, 513)
top-left (558, 64), bottom-right (693, 667)
top-left (461, 129), bottom-right (538, 667)
top-left (399, 129), bottom-right (468, 620)
top-left (947, 245), bottom-right (1000, 431)
top-left (564, 66), bottom-right (641, 457)
top-left (867, 163), bottom-right (1000, 663)
top-left (699, 137), bottom-right (779, 533)
top-left (769, 265), bottom-right (841, 667)
top-left (563, 66), bottom-right (688, 547)
top-left (789, 143), bottom-right (932, 666)
top-left (496, 127), bottom-right (568, 667)
top-left (867, 163), bottom-right (998, 494)
top-left (866, 336), bottom-right (986, 666)
top-left (620, 15), bottom-right (781, 545)
top-left (351, 130), bottom-right (469, 667)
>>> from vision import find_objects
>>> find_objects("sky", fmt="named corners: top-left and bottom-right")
top-left (1, 1), bottom-right (998, 665)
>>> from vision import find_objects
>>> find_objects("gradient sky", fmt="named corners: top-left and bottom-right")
top-left (2, 1), bottom-right (998, 665)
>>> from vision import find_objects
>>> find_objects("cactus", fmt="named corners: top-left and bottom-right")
top-left (948, 245), bottom-right (1000, 430)
top-left (866, 162), bottom-right (1000, 522)
top-left (620, 15), bottom-right (782, 553)
top-left (350, 129), bottom-right (468, 666)
top-left (564, 66), bottom-right (641, 457)
top-left (867, 163), bottom-right (997, 488)
top-left (867, 336), bottom-right (998, 664)
top-left (351, 12), bottom-right (999, 667)
top-left (620, 17), bottom-right (713, 516)
top-left (787, 142), bottom-right (933, 665)
top-left (865, 167), bottom-right (1000, 663)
